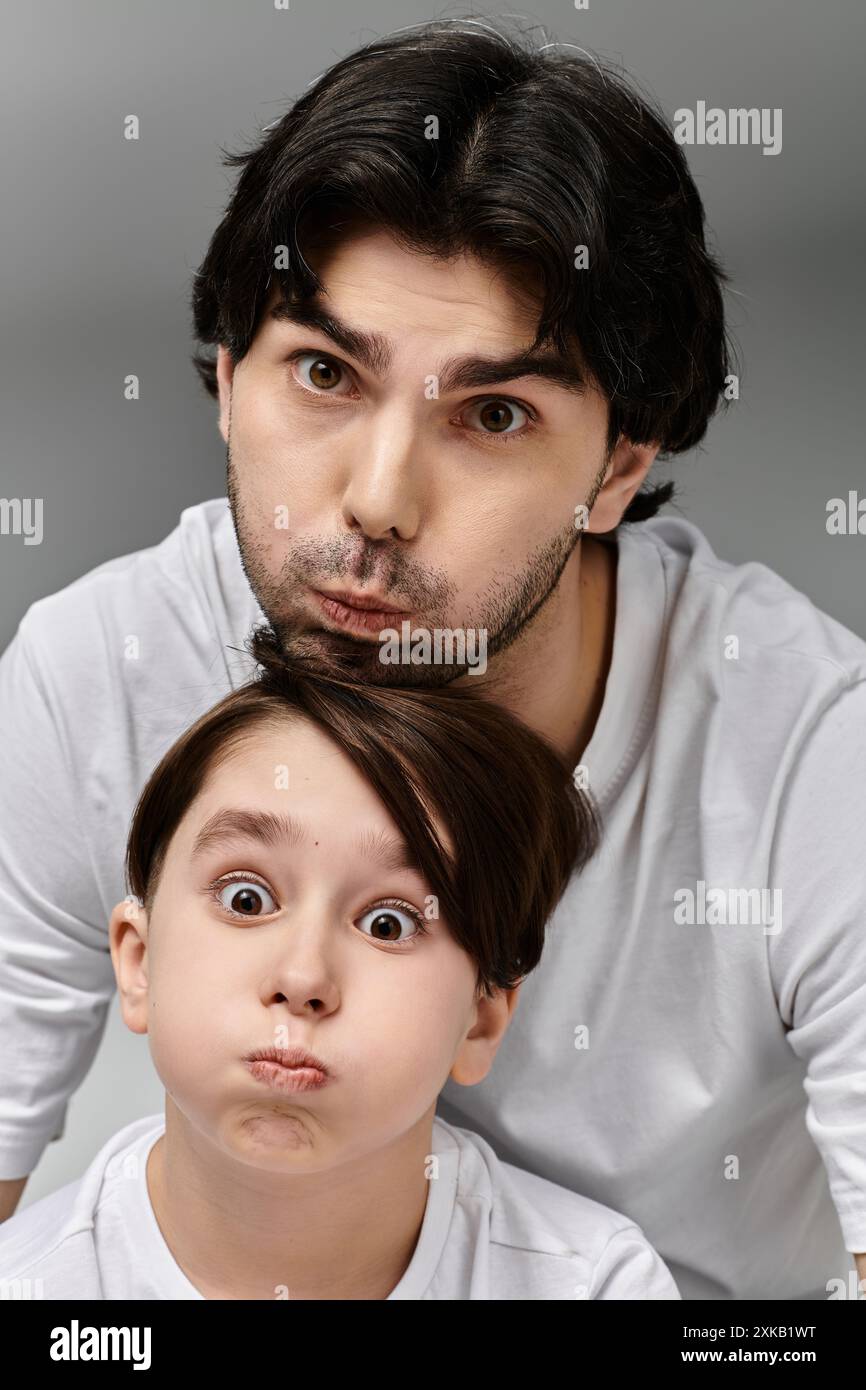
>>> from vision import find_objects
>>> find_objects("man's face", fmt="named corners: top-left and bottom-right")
top-left (217, 226), bottom-right (618, 685)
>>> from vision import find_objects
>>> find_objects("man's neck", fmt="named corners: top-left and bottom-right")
top-left (466, 533), bottom-right (618, 771)
top-left (147, 1101), bottom-right (436, 1300)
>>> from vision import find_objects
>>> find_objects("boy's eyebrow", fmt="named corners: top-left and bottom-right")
top-left (270, 298), bottom-right (588, 397)
top-left (190, 807), bottom-right (424, 875)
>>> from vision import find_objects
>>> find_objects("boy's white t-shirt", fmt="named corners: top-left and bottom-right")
top-left (0, 1114), bottom-right (679, 1299)
top-left (1, 496), bottom-right (865, 1300)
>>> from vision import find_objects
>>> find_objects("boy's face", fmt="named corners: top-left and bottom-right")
top-left (216, 225), bottom-right (655, 684)
top-left (110, 718), bottom-right (516, 1173)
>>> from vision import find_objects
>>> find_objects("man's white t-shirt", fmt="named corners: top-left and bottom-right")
top-left (1, 496), bottom-right (865, 1300)
top-left (0, 1113), bottom-right (679, 1299)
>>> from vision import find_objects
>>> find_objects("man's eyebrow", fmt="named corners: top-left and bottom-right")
top-left (270, 298), bottom-right (587, 397)
top-left (271, 299), bottom-right (393, 378)
top-left (190, 807), bottom-right (423, 875)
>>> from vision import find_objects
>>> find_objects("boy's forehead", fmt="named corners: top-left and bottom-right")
top-left (172, 722), bottom-right (390, 846)
top-left (171, 719), bottom-right (455, 868)
top-left (207, 719), bottom-right (361, 800)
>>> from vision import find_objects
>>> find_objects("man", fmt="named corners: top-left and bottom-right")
top-left (1, 20), bottom-right (864, 1299)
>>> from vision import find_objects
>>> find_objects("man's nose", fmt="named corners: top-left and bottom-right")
top-left (340, 408), bottom-right (424, 541)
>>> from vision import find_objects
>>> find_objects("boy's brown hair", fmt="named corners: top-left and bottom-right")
top-left (125, 624), bottom-right (601, 995)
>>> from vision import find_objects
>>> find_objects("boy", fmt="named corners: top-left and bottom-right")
top-left (0, 628), bottom-right (678, 1300)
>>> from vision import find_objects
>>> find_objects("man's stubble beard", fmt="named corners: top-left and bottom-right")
top-left (226, 441), bottom-right (600, 688)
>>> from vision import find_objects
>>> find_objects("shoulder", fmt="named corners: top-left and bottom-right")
top-left (635, 516), bottom-right (866, 683)
top-left (437, 1119), bottom-right (680, 1299)
top-left (4, 497), bottom-right (260, 723)
top-left (0, 1179), bottom-right (94, 1297)
top-left (629, 517), bottom-right (866, 764)
top-left (0, 1116), bottom-right (163, 1299)
top-left (15, 496), bottom-right (245, 653)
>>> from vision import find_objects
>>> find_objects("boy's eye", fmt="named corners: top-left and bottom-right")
top-left (356, 903), bottom-right (423, 944)
top-left (216, 879), bottom-right (277, 917)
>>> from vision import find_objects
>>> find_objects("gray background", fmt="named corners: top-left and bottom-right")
top-left (1, 0), bottom-right (863, 1205)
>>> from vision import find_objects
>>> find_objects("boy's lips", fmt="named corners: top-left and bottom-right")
top-left (244, 1045), bottom-right (332, 1094)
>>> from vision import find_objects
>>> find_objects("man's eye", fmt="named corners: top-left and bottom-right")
top-left (355, 901), bottom-right (425, 945)
top-left (462, 398), bottom-right (530, 435)
top-left (215, 879), bottom-right (277, 918)
top-left (292, 351), bottom-right (352, 393)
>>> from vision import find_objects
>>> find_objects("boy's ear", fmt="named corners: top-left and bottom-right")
top-left (109, 896), bottom-right (151, 1036)
top-left (448, 982), bottom-right (522, 1088)
top-left (502, 979), bottom-right (522, 1014)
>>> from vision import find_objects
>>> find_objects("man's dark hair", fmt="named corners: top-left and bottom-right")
top-left (191, 17), bottom-right (736, 525)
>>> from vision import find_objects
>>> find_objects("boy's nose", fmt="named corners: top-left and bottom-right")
top-left (260, 939), bottom-right (341, 1018)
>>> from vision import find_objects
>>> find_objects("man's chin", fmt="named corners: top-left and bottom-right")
top-left (273, 628), bottom-right (474, 689)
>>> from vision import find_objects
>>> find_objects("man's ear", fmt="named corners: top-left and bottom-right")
top-left (587, 436), bottom-right (661, 533)
top-left (448, 981), bottom-right (523, 1087)
top-left (109, 897), bottom-right (151, 1037)
top-left (216, 344), bottom-right (235, 445)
